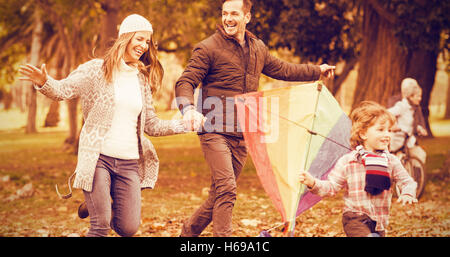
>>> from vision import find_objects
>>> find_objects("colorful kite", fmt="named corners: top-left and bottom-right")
top-left (235, 81), bottom-right (351, 236)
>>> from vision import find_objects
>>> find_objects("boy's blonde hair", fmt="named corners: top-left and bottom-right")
top-left (349, 101), bottom-right (396, 149)
top-left (401, 78), bottom-right (421, 99)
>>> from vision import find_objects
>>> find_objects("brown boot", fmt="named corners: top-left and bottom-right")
top-left (78, 202), bottom-right (89, 219)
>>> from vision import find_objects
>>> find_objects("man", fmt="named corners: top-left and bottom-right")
top-left (175, 0), bottom-right (335, 237)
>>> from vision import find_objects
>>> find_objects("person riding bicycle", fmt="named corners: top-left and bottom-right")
top-left (387, 78), bottom-right (427, 164)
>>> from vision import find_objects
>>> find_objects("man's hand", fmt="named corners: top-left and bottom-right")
top-left (319, 64), bottom-right (336, 79)
top-left (299, 170), bottom-right (316, 189)
top-left (396, 194), bottom-right (418, 205)
top-left (183, 109), bottom-right (206, 131)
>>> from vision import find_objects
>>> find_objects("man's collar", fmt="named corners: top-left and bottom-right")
top-left (216, 24), bottom-right (257, 43)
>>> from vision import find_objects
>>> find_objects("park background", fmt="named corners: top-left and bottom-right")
top-left (0, 0), bottom-right (448, 236)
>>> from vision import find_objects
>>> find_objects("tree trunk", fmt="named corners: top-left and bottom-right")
top-left (445, 73), bottom-right (450, 119)
top-left (353, 2), bottom-right (408, 109)
top-left (63, 98), bottom-right (79, 154)
top-left (329, 57), bottom-right (358, 96)
top-left (66, 98), bottom-right (79, 145)
top-left (405, 49), bottom-right (439, 137)
top-left (25, 84), bottom-right (37, 133)
top-left (2, 91), bottom-right (13, 110)
top-left (65, 0), bottom-right (120, 154)
top-left (44, 101), bottom-right (60, 127)
top-left (60, 55), bottom-right (79, 151)
top-left (44, 67), bottom-right (63, 127)
top-left (98, 0), bottom-right (120, 56)
top-left (25, 10), bottom-right (43, 133)
top-left (355, 0), bottom-right (442, 137)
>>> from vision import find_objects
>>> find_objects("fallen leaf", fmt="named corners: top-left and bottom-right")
top-left (57, 206), bottom-right (68, 212)
top-left (152, 222), bottom-right (166, 230)
top-left (201, 187), bottom-right (209, 197)
top-left (66, 233), bottom-right (80, 237)
top-left (36, 229), bottom-right (50, 237)
top-left (240, 219), bottom-right (261, 227)
top-left (189, 194), bottom-right (201, 201)
top-left (5, 195), bottom-right (19, 202)
top-left (16, 183), bottom-right (33, 198)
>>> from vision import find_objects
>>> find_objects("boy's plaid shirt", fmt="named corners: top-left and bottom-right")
top-left (310, 150), bottom-right (417, 232)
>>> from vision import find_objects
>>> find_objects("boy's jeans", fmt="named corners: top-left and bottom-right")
top-left (342, 212), bottom-right (385, 237)
top-left (83, 154), bottom-right (141, 237)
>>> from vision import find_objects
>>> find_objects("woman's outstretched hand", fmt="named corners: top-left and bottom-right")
top-left (18, 63), bottom-right (48, 87)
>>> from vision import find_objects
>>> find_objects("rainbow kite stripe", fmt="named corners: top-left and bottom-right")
top-left (235, 82), bottom-right (351, 227)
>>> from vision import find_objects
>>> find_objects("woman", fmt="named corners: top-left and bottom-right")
top-left (19, 14), bottom-right (190, 237)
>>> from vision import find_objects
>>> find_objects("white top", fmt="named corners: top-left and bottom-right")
top-left (100, 60), bottom-right (142, 159)
top-left (388, 98), bottom-right (416, 149)
top-left (388, 98), bottom-right (414, 135)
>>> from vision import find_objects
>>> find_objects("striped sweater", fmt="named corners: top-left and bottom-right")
top-left (36, 59), bottom-right (185, 192)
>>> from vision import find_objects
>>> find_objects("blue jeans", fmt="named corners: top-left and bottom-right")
top-left (83, 154), bottom-right (141, 237)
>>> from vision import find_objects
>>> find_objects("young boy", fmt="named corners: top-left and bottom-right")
top-left (388, 78), bottom-right (427, 163)
top-left (299, 101), bottom-right (418, 237)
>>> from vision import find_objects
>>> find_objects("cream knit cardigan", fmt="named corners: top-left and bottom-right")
top-left (36, 59), bottom-right (185, 192)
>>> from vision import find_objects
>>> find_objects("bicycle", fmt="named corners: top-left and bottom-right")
top-left (391, 132), bottom-right (427, 199)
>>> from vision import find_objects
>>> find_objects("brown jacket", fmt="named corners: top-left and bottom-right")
top-left (175, 25), bottom-right (321, 137)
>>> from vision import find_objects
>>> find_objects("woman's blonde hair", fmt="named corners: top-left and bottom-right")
top-left (102, 32), bottom-right (163, 93)
top-left (349, 101), bottom-right (396, 149)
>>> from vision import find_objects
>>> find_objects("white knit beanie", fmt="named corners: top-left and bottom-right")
top-left (118, 14), bottom-right (153, 37)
